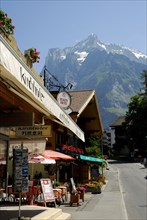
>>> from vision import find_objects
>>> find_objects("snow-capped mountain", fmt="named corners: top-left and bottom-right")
top-left (45, 34), bottom-right (146, 65)
top-left (42, 34), bottom-right (147, 128)
top-left (75, 34), bottom-right (147, 63)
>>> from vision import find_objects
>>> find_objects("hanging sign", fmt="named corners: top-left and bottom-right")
top-left (40, 178), bottom-right (56, 206)
top-left (57, 91), bottom-right (71, 109)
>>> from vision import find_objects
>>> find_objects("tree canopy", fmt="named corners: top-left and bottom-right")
top-left (124, 70), bottom-right (147, 155)
top-left (85, 135), bottom-right (102, 157)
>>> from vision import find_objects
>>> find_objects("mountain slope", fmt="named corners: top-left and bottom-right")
top-left (42, 34), bottom-right (147, 128)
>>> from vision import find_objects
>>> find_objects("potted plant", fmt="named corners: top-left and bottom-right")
top-left (97, 175), bottom-right (106, 184)
top-left (77, 186), bottom-right (86, 202)
top-left (24, 48), bottom-right (40, 63)
top-left (70, 189), bottom-right (80, 206)
top-left (0, 9), bottom-right (15, 35)
top-left (84, 182), bottom-right (102, 194)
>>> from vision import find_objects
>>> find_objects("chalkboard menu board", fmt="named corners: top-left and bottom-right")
top-left (40, 178), bottom-right (55, 206)
top-left (13, 148), bottom-right (28, 193)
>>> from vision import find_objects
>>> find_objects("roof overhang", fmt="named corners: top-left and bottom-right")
top-left (0, 35), bottom-right (85, 142)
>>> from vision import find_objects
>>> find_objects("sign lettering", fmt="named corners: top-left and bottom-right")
top-left (15, 126), bottom-right (51, 137)
top-left (20, 67), bottom-right (44, 101)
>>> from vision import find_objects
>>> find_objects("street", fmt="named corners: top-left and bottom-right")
top-left (110, 161), bottom-right (147, 220)
top-left (0, 161), bottom-right (146, 220)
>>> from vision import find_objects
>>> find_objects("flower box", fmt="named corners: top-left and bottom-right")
top-left (91, 187), bottom-right (101, 194)
top-left (24, 48), bottom-right (40, 64)
top-left (85, 186), bottom-right (101, 194)
top-left (70, 193), bottom-right (80, 206)
top-left (0, 9), bottom-right (15, 35)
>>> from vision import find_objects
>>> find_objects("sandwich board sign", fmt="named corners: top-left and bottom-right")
top-left (40, 178), bottom-right (56, 207)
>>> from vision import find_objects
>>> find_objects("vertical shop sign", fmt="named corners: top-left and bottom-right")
top-left (13, 148), bottom-right (28, 193)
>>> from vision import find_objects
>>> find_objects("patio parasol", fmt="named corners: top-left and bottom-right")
top-left (28, 154), bottom-right (56, 180)
top-left (28, 154), bottom-right (56, 164)
top-left (42, 150), bottom-right (75, 160)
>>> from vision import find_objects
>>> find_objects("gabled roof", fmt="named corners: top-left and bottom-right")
top-left (68, 90), bottom-right (103, 136)
top-left (110, 116), bottom-right (126, 127)
top-left (69, 90), bottom-right (96, 115)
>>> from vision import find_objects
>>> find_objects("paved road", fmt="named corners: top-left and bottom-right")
top-left (110, 161), bottom-right (147, 220)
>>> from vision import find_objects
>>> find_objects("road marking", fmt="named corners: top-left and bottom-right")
top-left (118, 168), bottom-right (129, 220)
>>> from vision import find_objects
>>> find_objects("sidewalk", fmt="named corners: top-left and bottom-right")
top-left (61, 166), bottom-right (128, 220)
top-left (0, 165), bottom-right (128, 220)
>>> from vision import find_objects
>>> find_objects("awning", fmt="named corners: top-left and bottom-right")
top-left (79, 155), bottom-right (105, 163)
top-left (0, 35), bottom-right (85, 142)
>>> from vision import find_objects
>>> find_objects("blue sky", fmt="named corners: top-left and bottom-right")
top-left (1, 0), bottom-right (147, 74)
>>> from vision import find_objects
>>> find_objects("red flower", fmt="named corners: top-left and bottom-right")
top-left (0, 22), bottom-right (5, 26)
top-left (25, 48), bottom-right (40, 63)
top-left (77, 187), bottom-right (86, 191)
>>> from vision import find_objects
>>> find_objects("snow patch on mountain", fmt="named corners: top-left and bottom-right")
top-left (97, 42), bottom-right (107, 50)
top-left (74, 51), bottom-right (88, 64)
top-left (130, 50), bottom-right (147, 59)
top-left (109, 49), bottom-right (124, 55)
top-left (60, 55), bottom-right (66, 60)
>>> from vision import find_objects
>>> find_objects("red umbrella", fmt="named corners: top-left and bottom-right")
top-left (42, 150), bottom-right (75, 161)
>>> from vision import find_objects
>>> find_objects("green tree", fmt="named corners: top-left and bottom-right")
top-left (85, 135), bottom-right (102, 157)
top-left (124, 70), bottom-right (147, 156)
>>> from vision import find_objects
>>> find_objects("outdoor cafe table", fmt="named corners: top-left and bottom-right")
top-left (56, 186), bottom-right (68, 202)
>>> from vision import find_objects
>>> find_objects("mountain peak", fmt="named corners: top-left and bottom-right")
top-left (73, 33), bottom-right (102, 51)
top-left (72, 34), bottom-right (146, 64)
top-left (87, 33), bottom-right (99, 42)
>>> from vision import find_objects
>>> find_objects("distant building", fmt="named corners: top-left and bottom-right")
top-left (110, 116), bottom-right (129, 157)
